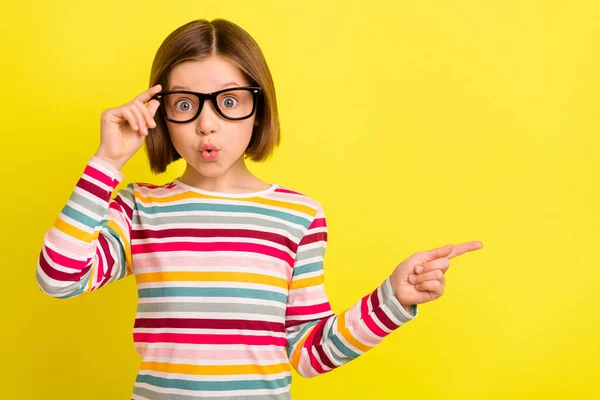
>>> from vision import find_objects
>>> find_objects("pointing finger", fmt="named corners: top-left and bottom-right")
top-left (416, 244), bottom-right (453, 263)
top-left (447, 241), bottom-right (483, 259)
top-left (134, 84), bottom-right (162, 104)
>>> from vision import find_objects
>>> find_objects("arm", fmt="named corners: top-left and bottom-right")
top-left (36, 156), bottom-right (135, 298)
top-left (285, 206), bottom-right (417, 378)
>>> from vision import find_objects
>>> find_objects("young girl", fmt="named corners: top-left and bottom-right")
top-left (37, 18), bottom-right (483, 400)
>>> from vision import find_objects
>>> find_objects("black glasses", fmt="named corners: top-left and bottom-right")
top-left (152, 86), bottom-right (262, 123)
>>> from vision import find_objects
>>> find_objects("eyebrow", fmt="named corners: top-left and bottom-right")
top-left (169, 81), bottom-right (242, 91)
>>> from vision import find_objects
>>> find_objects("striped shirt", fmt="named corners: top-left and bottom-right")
top-left (37, 156), bottom-right (417, 400)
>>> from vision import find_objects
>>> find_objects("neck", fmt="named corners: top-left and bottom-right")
top-left (179, 156), bottom-right (267, 193)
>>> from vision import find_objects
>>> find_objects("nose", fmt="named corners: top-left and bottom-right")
top-left (196, 98), bottom-right (219, 135)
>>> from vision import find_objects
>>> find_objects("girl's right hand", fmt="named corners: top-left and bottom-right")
top-left (94, 84), bottom-right (163, 170)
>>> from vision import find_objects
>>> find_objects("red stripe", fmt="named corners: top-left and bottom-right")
top-left (275, 188), bottom-right (301, 195)
top-left (44, 245), bottom-right (91, 273)
top-left (373, 307), bottom-right (400, 331)
top-left (369, 285), bottom-right (381, 310)
top-left (133, 332), bottom-right (286, 346)
top-left (76, 178), bottom-right (110, 201)
top-left (361, 312), bottom-right (387, 338)
top-left (314, 343), bottom-right (336, 370)
top-left (298, 231), bottom-right (327, 247)
top-left (39, 249), bottom-right (90, 281)
top-left (134, 318), bottom-right (285, 332)
top-left (113, 196), bottom-right (133, 222)
top-left (360, 294), bottom-right (370, 318)
top-left (303, 320), bottom-right (328, 374)
top-left (131, 228), bottom-right (294, 251)
top-left (310, 217), bottom-right (327, 229)
top-left (286, 302), bottom-right (332, 317)
top-left (84, 165), bottom-right (117, 187)
top-left (97, 234), bottom-right (114, 288)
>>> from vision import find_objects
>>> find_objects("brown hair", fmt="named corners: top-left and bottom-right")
top-left (145, 19), bottom-right (280, 174)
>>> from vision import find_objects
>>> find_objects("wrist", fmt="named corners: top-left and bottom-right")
top-left (390, 278), bottom-right (414, 314)
top-left (93, 151), bottom-right (127, 171)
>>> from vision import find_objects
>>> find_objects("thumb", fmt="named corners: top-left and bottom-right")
top-left (147, 99), bottom-right (161, 118)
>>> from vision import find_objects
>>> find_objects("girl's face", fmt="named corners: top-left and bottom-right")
top-left (165, 56), bottom-right (257, 180)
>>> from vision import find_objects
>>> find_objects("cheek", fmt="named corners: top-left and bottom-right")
top-left (167, 126), bottom-right (192, 147)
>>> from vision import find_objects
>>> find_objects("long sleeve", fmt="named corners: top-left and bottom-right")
top-left (285, 205), bottom-right (418, 377)
top-left (36, 156), bottom-right (135, 299)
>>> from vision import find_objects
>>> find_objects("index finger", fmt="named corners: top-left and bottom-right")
top-left (447, 241), bottom-right (483, 259)
top-left (134, 84), bottom-right (162, 104)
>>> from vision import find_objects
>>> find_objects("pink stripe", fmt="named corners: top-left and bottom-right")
top-left (47, 229), bottom-right (94, 255)
top-left (134, 254), bottom-right (291, 281)
top-left (346, 306), bottom-right (378, 345)
top-left (132, 242), bottom-right (294, 267)
top-left (287, 287), bottom-right (328, 302)
top-left (137, 345), bottom-right (285, 361)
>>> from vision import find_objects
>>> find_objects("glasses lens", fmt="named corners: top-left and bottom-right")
top-left (162, 93), bottom-right (200, 122)
top-left (216, 89), bottom-right (255, 119)
top-left (162, 89), bottom-right (256, 122)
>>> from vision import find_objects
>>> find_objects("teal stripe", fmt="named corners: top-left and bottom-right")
top-left (293, 261), bottom-right (322, 276)
top-left (62, 204), bottom-right (101, 228)
top-left (104, 225), bottom-right (127, 278)
top-left (329, 335), bottom-right (360, 360)
top-left (138, 287), bottom-right (288, 303)
top-left (286, 320), bottom-right (320, 354)
top-left (136, 202), bottom-right (311, 227)
top-left (136, 374), bottom-right (291, 391)
top-left (57, 287), bottom-right (84, 299)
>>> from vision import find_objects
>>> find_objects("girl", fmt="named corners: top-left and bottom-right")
top-left (37, 18), bottom-right (483, 400)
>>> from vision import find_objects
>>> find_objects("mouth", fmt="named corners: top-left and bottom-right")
top-left (199, 146), bottom-right (220, 161)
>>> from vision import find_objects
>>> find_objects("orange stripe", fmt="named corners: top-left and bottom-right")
top-left (337, 311), bottom-right (371, 353)
top-left (140, 361), bottom-right (290, 376)
top-left (134, 190), bottom-right (317, 216)
top-left (291, 324), bottom-right (318, 367)
top-left (53, 218), bottom-right (96, 243)
top-left (135, 271), bottom-right (288, 289)
top-left (289, 275), bottom-right (323, 290)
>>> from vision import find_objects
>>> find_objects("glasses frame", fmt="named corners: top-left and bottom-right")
top-left (152, 86), bottom-right (262, 123)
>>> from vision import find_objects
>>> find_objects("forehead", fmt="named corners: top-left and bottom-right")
top-left (168, 56), bottom-right (249, 91)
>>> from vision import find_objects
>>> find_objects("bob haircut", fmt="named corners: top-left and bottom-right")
top-left (146, 19), bottom-right (280, 174)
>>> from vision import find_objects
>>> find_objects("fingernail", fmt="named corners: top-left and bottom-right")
top-left (415, 265), bottom-right (424, 274)
top-left (409, 275), bottom-right (417, 284)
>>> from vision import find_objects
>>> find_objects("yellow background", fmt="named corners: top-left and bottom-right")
top-left (1, 0), bottom-right (598, 398)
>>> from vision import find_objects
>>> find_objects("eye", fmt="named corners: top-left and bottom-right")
top-left (220, 96), bottom-right (238, 109)
top-left (174, 99), bottom-right (194, 112)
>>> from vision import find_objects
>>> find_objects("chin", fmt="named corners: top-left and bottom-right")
top-left (190, 160), bottom-right (230, 178)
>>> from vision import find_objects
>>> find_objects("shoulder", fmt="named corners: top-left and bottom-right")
top-left (268, 185), bottom-right (325, 219)
top-left (114, 180), bottom-right (178, 202)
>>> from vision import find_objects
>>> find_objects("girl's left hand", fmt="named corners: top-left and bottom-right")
top-left (389, 241), bottom-right (483, 310)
